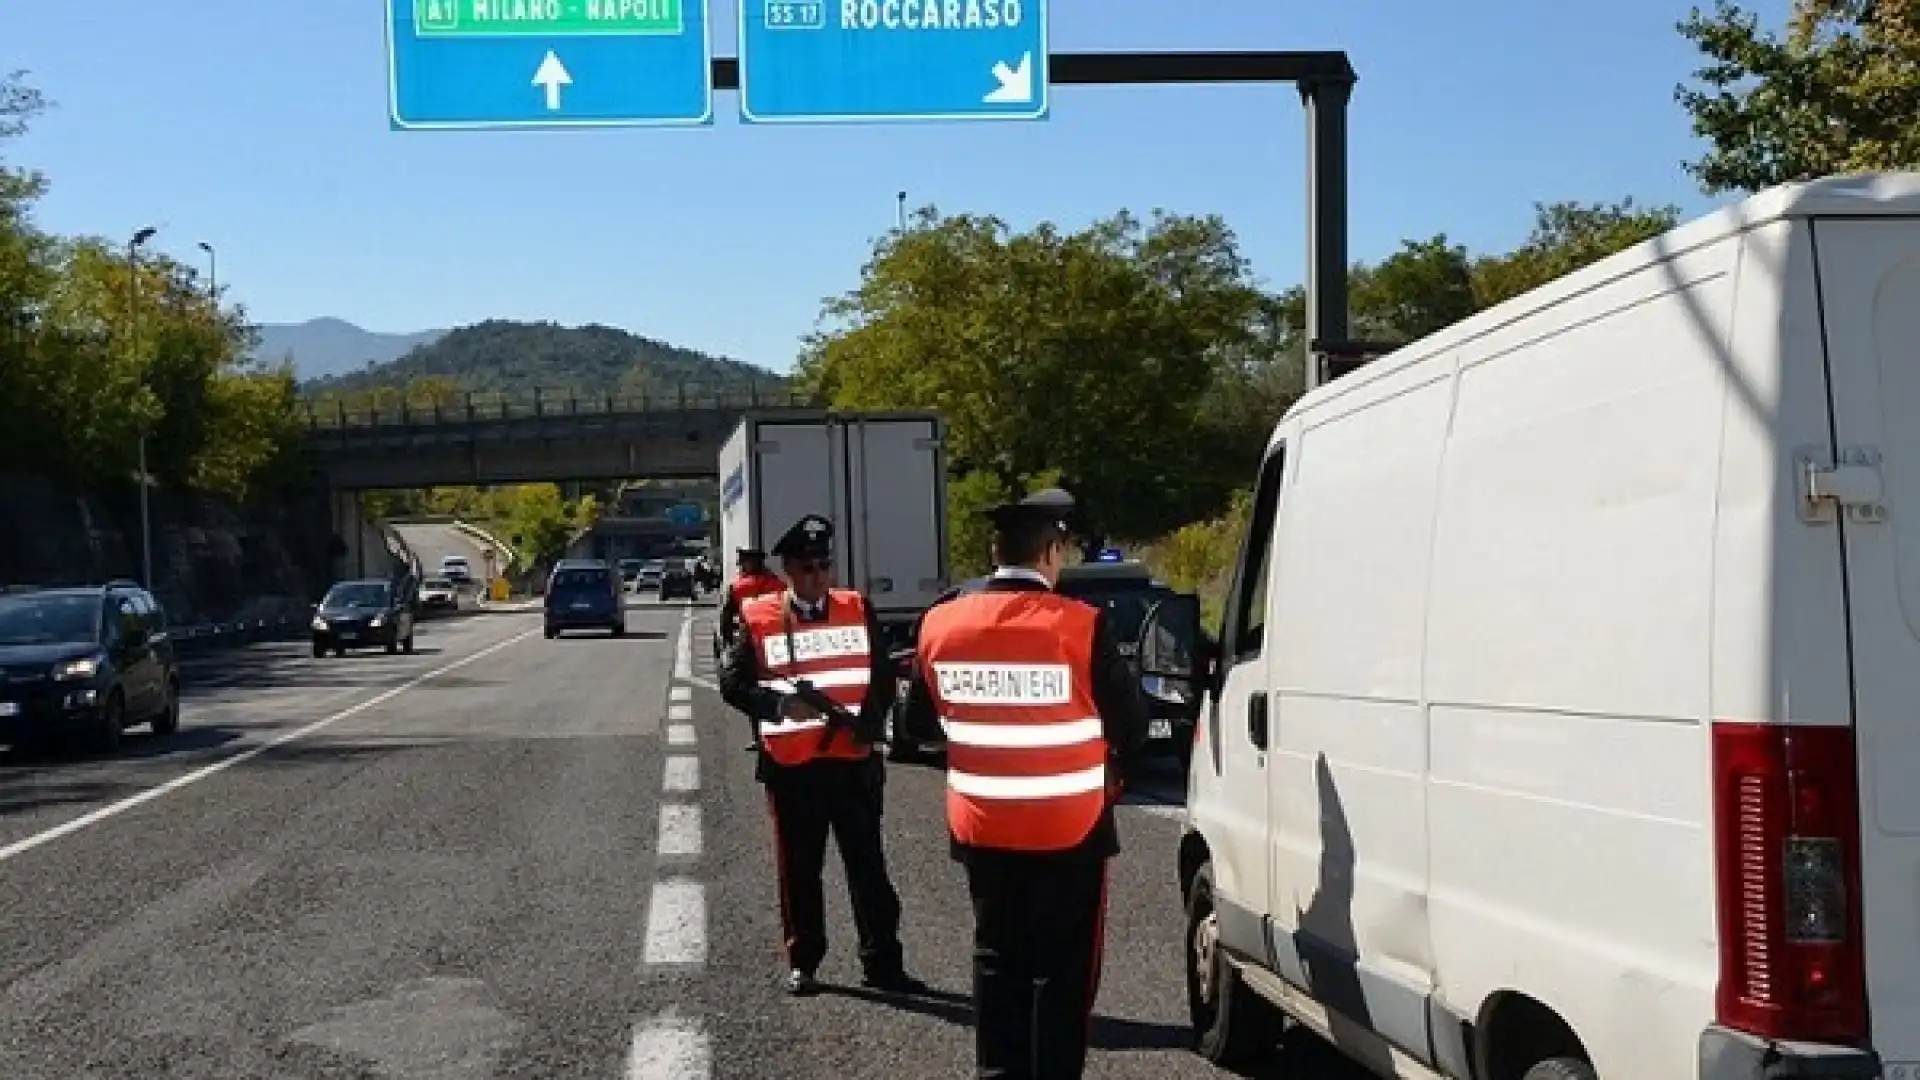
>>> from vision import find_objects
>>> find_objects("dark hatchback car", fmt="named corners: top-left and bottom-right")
top-left (0, 582), bottom-right (181, 754)
top-left (544, 560), bottom-right (626, 638)
top-left (658, 557), bottom-right (697, 601)
top-left (311, 579), bottom-right (416, 657)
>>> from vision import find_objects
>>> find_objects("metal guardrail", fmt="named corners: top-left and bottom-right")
top-left (302, 383), bottom-right (813, 430)
top-left (167, 616), bottom-right (307, 655)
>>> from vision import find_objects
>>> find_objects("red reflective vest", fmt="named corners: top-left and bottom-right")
top-left (742, 589), bottom-right (874, 767)
top-left (916, 589), bottom-right (1109, 852)
top-left (730, 571), bottom-right (786, 607)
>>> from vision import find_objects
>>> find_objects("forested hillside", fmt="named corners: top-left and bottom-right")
top-left (301, 319), bottom-right (786, 402)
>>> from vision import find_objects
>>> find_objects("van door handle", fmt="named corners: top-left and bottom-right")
top-left (1248, 692), bottom-right (1269, 750)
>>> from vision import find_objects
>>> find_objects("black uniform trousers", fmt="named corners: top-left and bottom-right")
top-left (965, 849), bottom-right (1110, 1080)
top-left (764, 756), bottom-right (905, 977)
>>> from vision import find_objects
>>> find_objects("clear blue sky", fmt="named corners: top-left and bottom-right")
top-left (4, 0), bottom-right (1784, 373)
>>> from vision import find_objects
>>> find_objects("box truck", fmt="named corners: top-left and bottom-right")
top-left (717, 412), bottom-right (949, 639)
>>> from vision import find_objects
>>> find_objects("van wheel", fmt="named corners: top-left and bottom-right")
top-left (1523, 1058), bottom-right (1597, 1080)
top-left (1186, 863), bottom-right (1285, 1065)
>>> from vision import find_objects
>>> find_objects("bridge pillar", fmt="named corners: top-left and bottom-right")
top-left (330, 489), bottom-right (369, 580)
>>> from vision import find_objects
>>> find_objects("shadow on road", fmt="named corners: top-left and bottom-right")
top-left (816, 981), bottom-right (1361, 1076)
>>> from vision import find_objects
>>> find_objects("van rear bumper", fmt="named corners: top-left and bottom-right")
top-left (1700, 1025), bottom-right (1880, 1079)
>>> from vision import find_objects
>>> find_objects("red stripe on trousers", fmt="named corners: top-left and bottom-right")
top-left (765, 789), bottom-right (796, 966)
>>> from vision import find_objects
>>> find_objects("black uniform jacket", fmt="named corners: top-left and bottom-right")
top-left (897, 574), bottom-right (1150, 864)
top-left (719, 590), bottom-right (898, 785)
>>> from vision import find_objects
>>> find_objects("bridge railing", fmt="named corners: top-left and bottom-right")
top-left (302, 382), bottom-right (816, 430)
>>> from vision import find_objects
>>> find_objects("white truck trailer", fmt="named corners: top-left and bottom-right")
top-left (717, 411), bottom-right (950, 639)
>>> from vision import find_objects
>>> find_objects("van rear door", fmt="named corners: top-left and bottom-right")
top-left (1814, 215), bottom-right (1920, 1063)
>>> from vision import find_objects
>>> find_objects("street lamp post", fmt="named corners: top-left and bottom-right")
top-left (128, 226), bottom-right (158, 589)
top-left (197, 241), bottom-right (216, 298)
top-left (895, 191), bottom-right (906, 232)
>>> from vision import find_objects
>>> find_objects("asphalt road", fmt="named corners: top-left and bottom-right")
top-left (390, 521), bottom-right (497, 582)
top-left (0, 595), bottom-right (1368, 1080)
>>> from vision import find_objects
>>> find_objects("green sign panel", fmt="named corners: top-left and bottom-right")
top-left (413, 0), bottom-right (684, 36)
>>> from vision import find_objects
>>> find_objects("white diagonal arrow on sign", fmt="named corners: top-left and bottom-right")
top-left (983, 52), bottom-right (1033, 104)
top-left (532, 50), bottom-right (572, 111)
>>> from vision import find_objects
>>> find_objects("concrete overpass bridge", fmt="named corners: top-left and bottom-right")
top-left (303, 383), bottom-right (811, 490)
top-left (303, 383), bottom-right (811, 573)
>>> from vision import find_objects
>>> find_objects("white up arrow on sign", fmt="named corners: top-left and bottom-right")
top-left (532, 50), bottom-right (572, 110)
top-left (982, 52), bottom-right (1033, 104)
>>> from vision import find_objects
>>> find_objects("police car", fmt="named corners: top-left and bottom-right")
top-left (885, 549), bottom-right (1204, 765)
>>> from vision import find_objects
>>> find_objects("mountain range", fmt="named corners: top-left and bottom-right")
top-left (253, 318), bottom-right (447, 381)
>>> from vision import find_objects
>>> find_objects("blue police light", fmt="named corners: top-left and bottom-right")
top-left (1093, 548), bottom-right (1125, 563)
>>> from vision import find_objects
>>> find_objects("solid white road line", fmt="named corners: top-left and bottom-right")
top-left (626, 1008), bottom-right (710, 1079)
top-left (0, 627), bottom-right (540, 866)
top-left (663, 755), bottom-right (699, 793)
top-left (643, 877), bottom-right (707, 965)
top-left (657, 804), bottom-right (702, 857)
top-left (672, 608), bottom-right (692, 681)
top-left (666, 724), bottom-right (696, 746)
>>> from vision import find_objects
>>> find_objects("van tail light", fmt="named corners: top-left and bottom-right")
top-left (1711, 721), bottom-right (1868, 1044)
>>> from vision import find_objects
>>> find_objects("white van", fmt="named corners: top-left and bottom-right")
top-left (1140, 173), bottom-right (1920, 1080)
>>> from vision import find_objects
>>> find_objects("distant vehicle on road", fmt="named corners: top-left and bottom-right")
top-left (635, 559), bottom-right (665, 592)
top-left (544, 560), bottom-right (625, 638)
top-left (617, 558), bottom-right (643, 586)
top-left (438, 554), bottom-right (472, 582)
top-left (658, 557), bottom-right (696, 601)
top-left (312, 579), bottom-right (416, 657)
top-left (0, 580), bottom-right (180, 754)
top-left (418, 577), bottom-right (458, 613)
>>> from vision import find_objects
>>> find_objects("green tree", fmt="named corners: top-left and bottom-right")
top-left (1472, 199), bottom-right (1681, 306)
top-left (798, 206), bottom-right (1267, 541)
top-left (0, 72), bottom-right (304, 498)
top-left (1676, 0), bottom-right (1920, 193)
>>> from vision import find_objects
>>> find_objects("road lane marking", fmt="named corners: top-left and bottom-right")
top-left (682, 675), bottom-right (717, 692)
top-left (643, 877), bottom-right (707, 965)
top-left (657, 804), bottom-right (702, 857)
top-left (666, 724), bottom-right (696, 746)
top-left (663, 755), bottom-right (699, 792)
top-left (667, 703), bottom-right (693, 721)
top-left (627, 1008), bottom-right (709, 1079)
top-left (669, 686), bottom-right (691, 703)
top-left (672, 608), bottom-right (692, 680)
top-left (0, 627), bottom-right (540, 866)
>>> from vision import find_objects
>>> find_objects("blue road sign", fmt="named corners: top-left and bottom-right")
top-left (387, 0), bottom-right (714, 130)
top-left (737, 0), bottom-right (1048, 124)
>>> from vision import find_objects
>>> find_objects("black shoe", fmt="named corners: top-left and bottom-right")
top-left (743, 743), bottom-right (759, 753)
top-left (861, 969), bottom-right (928, 995)
top-left (785, 969), bottom-right (820, 996)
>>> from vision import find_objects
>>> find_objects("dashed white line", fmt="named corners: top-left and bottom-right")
top-left (643, 877), bottom-right (708, 965)
top-left (657, 804), bottom-right (702, 857)
top-left (663, 755), bottom-right (699, 793)
top-left (667, 702), bottom-right (693, 721)
top-left (666, 723), bottom-right (696, 746)
top-left (0, 627), bottom-right (540, 865)
top-left (669, 685), bottom-right (691, 703)
top-left (626, 1008), bottom-right (710, 1079)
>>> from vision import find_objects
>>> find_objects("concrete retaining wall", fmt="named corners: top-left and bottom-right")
top-left (0, 473), bottom-right (332, 634)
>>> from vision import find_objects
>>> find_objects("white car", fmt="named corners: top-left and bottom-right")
top-left (1159, 174), bottom-right (1920, 1080)
top-left (438, 555), bottom-right (471, 582)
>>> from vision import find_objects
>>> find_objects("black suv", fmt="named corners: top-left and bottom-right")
top-left (0, 581), bottom-right (182, 754)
